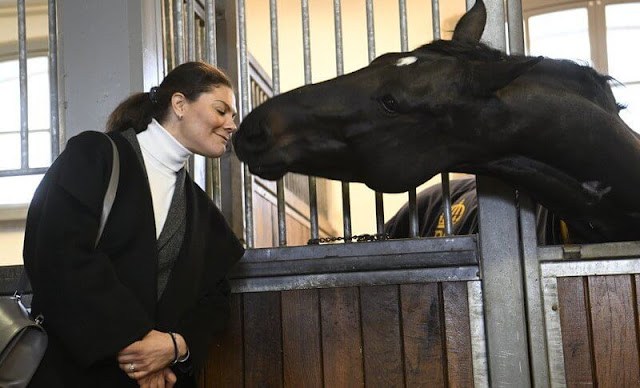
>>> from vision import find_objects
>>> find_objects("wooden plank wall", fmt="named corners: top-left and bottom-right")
top-left (557, 275), bottom-right (640, 387)
top-left (201, 282), bottom-right (474, 387)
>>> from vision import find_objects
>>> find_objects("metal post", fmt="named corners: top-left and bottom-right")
top-left (173, 0), bottom-right (185, 66)
top-left (301, 0), bottom-right (319, 240)
top-left (204, 0), bottom-right (223, 208)
top-left (441, 172), bottom-right (454, 235)
top-left (18, 0), bottom-right (29, 170)
top-left (186, 0), bottom-right (195, 61)
top-left (333, 0), bottom-right (352, 242)
top-left (365, 0), bottom-right (384, 234)
top-left (48, 0), bottom-right (60, 158)
top-left (237, 0), bottom-right (253, 248)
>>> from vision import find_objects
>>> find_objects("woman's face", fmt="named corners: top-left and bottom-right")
top-left (175, 86), bottom-right (238, 158)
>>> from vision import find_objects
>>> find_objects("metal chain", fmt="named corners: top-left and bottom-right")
top-left (307, 233), bottom-right (389, 245)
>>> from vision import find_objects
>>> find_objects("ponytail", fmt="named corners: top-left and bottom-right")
top-left (106, 62), bottom-right (233, 133)
top-left (106, 92), bottom-right (161, 133)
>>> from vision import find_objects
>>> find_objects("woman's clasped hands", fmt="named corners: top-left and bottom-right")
top-left (117, 330), bottom-right (187, 388)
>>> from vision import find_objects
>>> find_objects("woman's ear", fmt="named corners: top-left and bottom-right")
top-left (171, 92), bottom-right (187, 119)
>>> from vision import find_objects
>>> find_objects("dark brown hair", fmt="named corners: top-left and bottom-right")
top-left (106, 62), bottom-right (233, 133)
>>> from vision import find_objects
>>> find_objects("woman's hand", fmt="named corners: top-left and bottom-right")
top-left (118, 330), bottom-right (175, 380)
top-left (136, 368), bottom-right (177, 388)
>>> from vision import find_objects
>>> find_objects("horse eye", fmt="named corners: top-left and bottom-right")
top-left (380, 95), bottom-right (398, 114)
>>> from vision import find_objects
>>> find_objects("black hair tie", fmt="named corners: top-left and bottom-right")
top-left (149, 86), bottom-right (159, 104)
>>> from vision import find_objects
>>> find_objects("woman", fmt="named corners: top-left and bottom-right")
top-left (23, 62), bottom-right (245, 388)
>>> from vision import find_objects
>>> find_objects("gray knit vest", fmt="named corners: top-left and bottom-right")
top-left (121, 129), bottom-right (187, 300)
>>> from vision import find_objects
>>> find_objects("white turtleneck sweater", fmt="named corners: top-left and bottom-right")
top-left (137, 119), bottom-right (192, 238)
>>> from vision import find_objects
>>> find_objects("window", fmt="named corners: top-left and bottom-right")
top-left (525, 0), bottom-right (640, 133)
top-left (0, 56), bottom-right (51, 205)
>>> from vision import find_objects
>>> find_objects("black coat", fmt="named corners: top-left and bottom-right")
top-left (23, 131), bottom-right (244, 387)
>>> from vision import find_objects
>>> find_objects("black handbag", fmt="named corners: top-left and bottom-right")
top-left (0, 133), bottom-right (120, 388)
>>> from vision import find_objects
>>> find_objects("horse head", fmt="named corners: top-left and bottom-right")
top-left (234, 0), bottom-right (640, 242)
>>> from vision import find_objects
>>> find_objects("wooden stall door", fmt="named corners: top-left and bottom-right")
top-left (201, 282), bottom-right (475, 388)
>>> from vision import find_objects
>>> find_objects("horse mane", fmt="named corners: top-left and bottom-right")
top-left (418, 39), bottom-right (621, 114)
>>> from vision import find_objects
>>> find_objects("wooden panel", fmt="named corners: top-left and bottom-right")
top-left (557, 277), bottom-right (594, 387)
top-left (204, 293), bottom-right (244, 387)
top-left (360, 285), bottom-right (405, 388)
top-left (400, 283), bottom-right (446, 387)
top-left (442, 282), bottom-right (473, 388)
top-left (286, 214), bottom-right (310, 246)
top-left (588, 275), bottom-right (640, 387)
top-left (320, 287), bottom-right (365, 387)
top-left (253, 194), bottom-right (275, 248)
top-left (244, 292), bottom-right (283, 386)
top-left (282, 289), bottom-right (323, 388)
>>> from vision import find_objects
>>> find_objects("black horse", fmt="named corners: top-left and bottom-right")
top-left (233, 0), bottom-right (640, 243)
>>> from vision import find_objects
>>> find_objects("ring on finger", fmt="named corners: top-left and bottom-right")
top-left (129, 362), bottom-right (135, 373)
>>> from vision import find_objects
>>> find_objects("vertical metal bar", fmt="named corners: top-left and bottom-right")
top-left (301, 0), bottom-right (319, 240)
top-left (173, 0), bottom-right (185, 66)
top-left (186, 0), bottom-right (195, 61)
top-left (270, 0), bottom-right (287, 247)
top-left (467, 281), bottom-right (490, 388)
top-left (333, 0), bottom-right (351, 242)
top-left (18, 0), bottom-right (29, 170)
top-left (431, 0), bottom-right (441, 40)
top-left (238, 0), bottom-right (253, 248)
top-left (399, 0), bottom-right (418, 237)
top-left (506, 0), bottom-right (524, 55)
top-left (542, 276), bottom-right (567, 387)
top-left (164, 0), bottom-right (174, 71)
top-left (441, 172), bottom-right (454, 235)
top-left (204, 0), bottom-right (222, 208)
top-left (431, 0), bottom-right (452, 236)
top-left (48, 0), bottom-right (60, 159)
top-left (520, 196), bottom-right (551, 386)
top-left (476, 176), bottom-right (531, 387)
top-left (365, 0), bottom-right (384, 234)
top-left (205, 0), bottom-right (217, 65)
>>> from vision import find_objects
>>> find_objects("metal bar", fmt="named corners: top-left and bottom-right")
top-left (365, 0), bottom-right (384, 234)
top-left (441, 172), bottom-right (454, 235)
top-left (232, 250), bottom-right (478, 279)
top-left (238, 234), bottom-right (478, 263)
top-left (542, 277), bottom-right (568, 387)
top-left (231, 266), bottom-right (480, 293)
top-left (399, 0), bottom-right (419, 237)
top-left (519, 196), bottom-right (550, 387)
top-left (204, 0), bottom-right (222, 207)
top-left (541, 258), bottom-right (640, 278)
top-left (48, 0), bottom-right (60, 159)
top-left (205, 0), bottom-right (217, 65)
top-left (333, 0), bottom-right (352, 241)
top-left (186, 0), bottom-right (195, 61)
top-left (467, 281), bottom-right (490, 388)
top-left (506, 0), bottom-right (524, 55)
top-left (18, 0), bottom-right (29, 170)
top-left (538, 241), bottom-right (640, 262)
top-left (408, 190), bottom-right (418, 238)
top-left (163, 0), bottom-right (174, 70)
top-left (269, 0), bottom-right (287, 247)
top-left (431, 0), bottom-right (441, 40)
top-left (0, 167), bottom-right (49, 178)
top-left (301, 0), bottom-right (319, 240)
top-left (204, 0), bottom-right (222, 208)
top-left (238, 0), bottom-right (253, 248)
top-left (173, 0), bottom-right (185, 66)
top-left (476, 175), bottom-right (530, 387)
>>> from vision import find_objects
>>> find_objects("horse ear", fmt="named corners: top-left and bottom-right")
top-left (467, 56), bottom-right (544, 96)
top-left (452, 0), bottom-right (486, 42)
